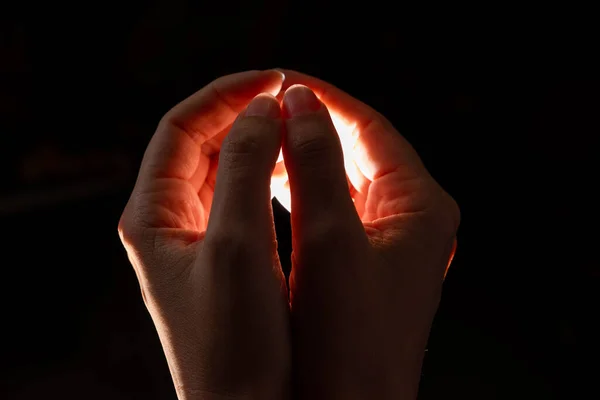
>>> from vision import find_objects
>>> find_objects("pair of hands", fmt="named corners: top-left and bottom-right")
top-left (118, 69), bottom-right (460, 400)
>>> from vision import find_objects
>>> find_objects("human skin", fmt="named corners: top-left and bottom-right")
top-left (118, 70), bottom-right (291, 400)
top-left (118, 69), bottom-right (459, 400)
top-left (276, 70), bottom-right (459, 399)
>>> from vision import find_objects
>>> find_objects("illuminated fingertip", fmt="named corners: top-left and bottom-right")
top-left (275, 69), bottom-right (285, 82)
top-left (284, 83), bottom-right (311, 94)
top-left (263, 70), bottom-right (286, 96)
top-left (269, 69), bottom-right (285, 83)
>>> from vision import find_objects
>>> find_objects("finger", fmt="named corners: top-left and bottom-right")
top-left (205, 94), bottom-right (283, 243)
top-left (136, 70), bottom-right (284, 190)
top-left (281, 85), bottom-right (363, 240)
top-left (277, 69), bottom-right (427, 194)
top-left (270, 162), bottom-right (362, 216)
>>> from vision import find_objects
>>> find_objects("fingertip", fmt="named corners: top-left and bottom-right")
top-left (282, 85), bottom-right (322, 118)
top-left (271, 68), bottom-right (286, 82)
top-left (263, 69), bottom-right (286, 96)
top-left (283, 83), bottom-right (312, 95)
top-left (254, 92), bottom-right (278, 101)
top-left (245, 93), bottom-right (281, 119)
top-left (275, 69), bottom-right (303, 91)
top-left (270, 69), bottom-right (287, 101)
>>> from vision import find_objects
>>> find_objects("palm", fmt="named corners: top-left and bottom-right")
top-left (271, 112), bottom-right (430, 224)
top-left (136, 178), bottom-right (204, 231)
top-left (135, 137), bottom-right (223, 233)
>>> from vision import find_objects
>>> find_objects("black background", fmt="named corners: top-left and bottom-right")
top-left (1, 2), bottom-right (598, 399)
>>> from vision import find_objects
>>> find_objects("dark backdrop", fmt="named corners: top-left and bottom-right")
top-left (1, 2), bottom-right (598, 399)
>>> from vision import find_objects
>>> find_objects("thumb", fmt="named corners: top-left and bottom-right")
top-left (282, 85), bottom-right (363, 242)
top-left (205, 94), bottom-right (282, 243)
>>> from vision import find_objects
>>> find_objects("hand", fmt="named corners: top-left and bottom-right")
top-left (276, 71), bottom-right (460, 399)
top-left (118, 70), bottom-right (291, 400)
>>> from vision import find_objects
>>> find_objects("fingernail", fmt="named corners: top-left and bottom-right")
top-left (272, 69), bottom-right (285, 82)
top-left (245, 93), bottom-right (281, 118)
top-left (283, 84), bottom-right (321, 117)
top-left (264, 68), bottom-right (285, 83)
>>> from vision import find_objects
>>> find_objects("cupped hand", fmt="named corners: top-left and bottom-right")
top-left (118, 70), bottom-right (291, 400)
top-left (275, 71), bottom-right (460, 399)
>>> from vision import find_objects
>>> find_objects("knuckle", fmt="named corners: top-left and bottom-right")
top-left (288, 120), bottom-right (340, 162)
top-left (117, 202), bottom-right (157, 258)
top-left (428, 188), bottom-right (461, 236)
top-left (203, 230), bottom-right (257, 265)
top-left (221, 119), bottom-right (274, 160)
top-left (299, 218), bottom-right (353, 255)
top-left (118, 209), bottom-right (138, 245)
top-left (222, 131), bottom-right (261, 157)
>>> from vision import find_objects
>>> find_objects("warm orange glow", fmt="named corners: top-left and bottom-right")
top-left (444, 238), bottom-right (458, 280)
top-left (270, 108), bottom-right (361, 212)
